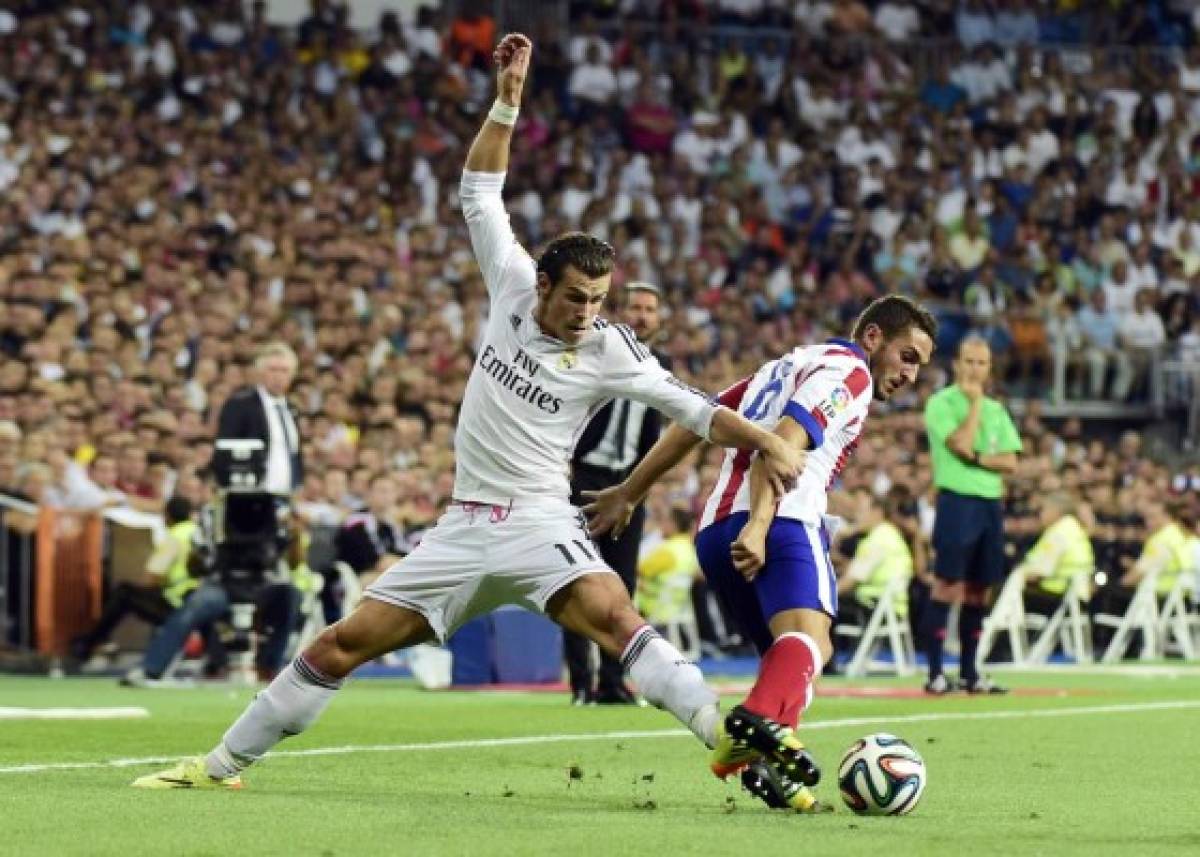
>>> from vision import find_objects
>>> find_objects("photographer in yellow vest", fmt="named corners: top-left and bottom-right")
top-left (636, 504), bottom-right (701, 632)
top-left (70, 497), bottom-right (198, 662)
top-left (833, 487), bottom-right (915, 662)
top-left (1017, 492), bottom-right (1095, 622)
top-left (1092, 498), bottom-right (1191, 654)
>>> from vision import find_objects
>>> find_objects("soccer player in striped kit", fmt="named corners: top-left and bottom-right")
top-left (587, 295), bottom-right (936, 811)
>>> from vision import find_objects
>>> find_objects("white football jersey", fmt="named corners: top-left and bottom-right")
top-left (455, 170), bottom-right (717, 505)
top-left (698, 339), bottom-right (873, 529)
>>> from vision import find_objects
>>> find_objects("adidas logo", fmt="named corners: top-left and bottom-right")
top-left (510, 314), bottom-right (522, 330)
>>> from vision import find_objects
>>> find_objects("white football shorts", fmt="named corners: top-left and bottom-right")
top-left (364, 497), bottom-right (614, 641)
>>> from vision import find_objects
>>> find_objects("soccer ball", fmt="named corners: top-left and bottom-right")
top-left (837, 733), bottom-right (927, 816)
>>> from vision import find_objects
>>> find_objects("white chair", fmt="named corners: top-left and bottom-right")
top-left (837, 574), bottom-right (916, 677)
top-left (1024, 571), bottom-right (1093, 665)
top-left (641, 575), bottom-right (701, 661)
top-left (977, 567), bottom-right (1028, 666)
top-left (290, 573), bottom-right (327, 655)
top-left (1095, 569), bottom-right (1161, 663)
top-left (1157, 568), bottom-right (1197, 660)
top-left (332, 560), bottom-right (365, 614)
top-left (663, 611), bottom-right (701, 662)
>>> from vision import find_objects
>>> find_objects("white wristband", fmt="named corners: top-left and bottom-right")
top-left (488, 99), bottom-right (519, 126)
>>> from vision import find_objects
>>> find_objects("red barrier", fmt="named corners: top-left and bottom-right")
top-left (34, 508), bottom-right (103, 656)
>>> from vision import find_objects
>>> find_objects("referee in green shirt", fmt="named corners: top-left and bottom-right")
top-left (922, 337), bottom-right (1022, 694)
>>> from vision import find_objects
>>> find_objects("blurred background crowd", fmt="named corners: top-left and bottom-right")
top-left (1, 0), bottom-right (1199, 660)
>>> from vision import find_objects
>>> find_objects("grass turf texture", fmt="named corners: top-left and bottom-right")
top-left (2, 669), bottom-right (1199, 856)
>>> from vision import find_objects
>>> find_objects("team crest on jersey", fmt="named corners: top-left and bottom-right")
top-left (558, 350), bottom-right (578, 370)
top-left (510, 314), bottom-right (522, 330)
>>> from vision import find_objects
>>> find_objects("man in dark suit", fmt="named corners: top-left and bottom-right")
top-left (214, 341), bottom-right (303, 494)
top-left (565, 281), bottom-right (665, 704)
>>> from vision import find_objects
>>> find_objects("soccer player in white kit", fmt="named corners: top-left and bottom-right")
top-left (132, 33), bottom-right (805, 791)
top-left (587, 295), bottom-right (936, 810)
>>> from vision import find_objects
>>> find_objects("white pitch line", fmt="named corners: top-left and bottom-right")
top-left (1, 699), bottom-right (1196, 776)
top-left (0, 707), bottom-right (149, 721)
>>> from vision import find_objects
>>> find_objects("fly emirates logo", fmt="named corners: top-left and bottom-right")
top-left (478, 344), bottom-right (564, 414)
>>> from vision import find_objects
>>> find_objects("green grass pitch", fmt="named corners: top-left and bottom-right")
top-left (2, 668), bottom-right (1199, 856)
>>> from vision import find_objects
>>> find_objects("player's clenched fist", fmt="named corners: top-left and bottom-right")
top-left (493, 33), bottom-right (532, 107)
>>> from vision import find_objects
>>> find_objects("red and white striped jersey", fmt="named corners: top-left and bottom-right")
top-left (698, 338), bottom-right (873, 529)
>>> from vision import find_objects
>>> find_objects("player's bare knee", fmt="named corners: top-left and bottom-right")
top-left (813, 634), bottom-right (834, 666)
top-left (303, 623), bottom-right (368, 679)
top-left (933, 578), bottom-right (965, 603)
top-left (964, 582), bottom-right (990, 608)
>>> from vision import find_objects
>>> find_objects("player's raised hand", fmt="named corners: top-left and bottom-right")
top-left (731, 523), bottom-right (767, 581)
top-left (493, 33), bottom-right (532, 107)
top-left (581, 484), bottom-right (635, 538)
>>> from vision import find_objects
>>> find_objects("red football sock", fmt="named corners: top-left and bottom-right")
top-left (743, 633), bottom-right (822, 726)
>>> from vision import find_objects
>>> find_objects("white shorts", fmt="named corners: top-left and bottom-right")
top-left (364, 497), bottom-right (613, 641)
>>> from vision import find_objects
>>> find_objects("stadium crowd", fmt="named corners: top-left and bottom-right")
top-left (1, 1), bottom-right (1198, 655)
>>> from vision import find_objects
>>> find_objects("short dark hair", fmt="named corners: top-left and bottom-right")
top-left (851, 294), bottom-right (938, 343)
top-left (165, 496), bottom-right (193, 525)
top-left (536, 232), bottom-right (615, 287)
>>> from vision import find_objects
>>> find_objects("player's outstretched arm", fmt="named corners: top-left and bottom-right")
top-left (464, 33), bottom-right (530, 174)
top-left (731, 417), bottom-right (811, 581)
top-left (583, 423), bottom-right (702, 538)
top-left (708, 406), bottom-right (806, 497)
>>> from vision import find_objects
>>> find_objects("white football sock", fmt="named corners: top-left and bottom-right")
top-left (621, 625), bottom-right (719, 747)
top-left (205, 656), bottom-right (343, 779)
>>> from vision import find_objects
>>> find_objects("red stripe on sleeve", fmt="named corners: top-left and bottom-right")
top-left (717, 375), bottom-right (752, 410)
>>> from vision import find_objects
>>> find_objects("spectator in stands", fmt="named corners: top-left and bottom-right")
top-left (957, 0), bottom-right (997, 49)
top-left (1047, 295), bottom-right (1086, 400)
top-left (920, 61), bottom-right (969, 115)
top-left (447, 4), bottom-right (496, 71)
top-left (1118, 288), bottom-right (1168, 398)
top-left (875, 0), bottom-right (921, 42)
top-left (950, 207), bottom-right (992, 275)
top-left (827, 0), bottom-right (873, 36)
top-left (113, 444), bottom-right (163, 512)
top-left (995, 0), bottom-right (1042, 45)
top-left (568, 43), bottom-right (618, 113)
top-left (1078, 288), bottom-right (1135, 400)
